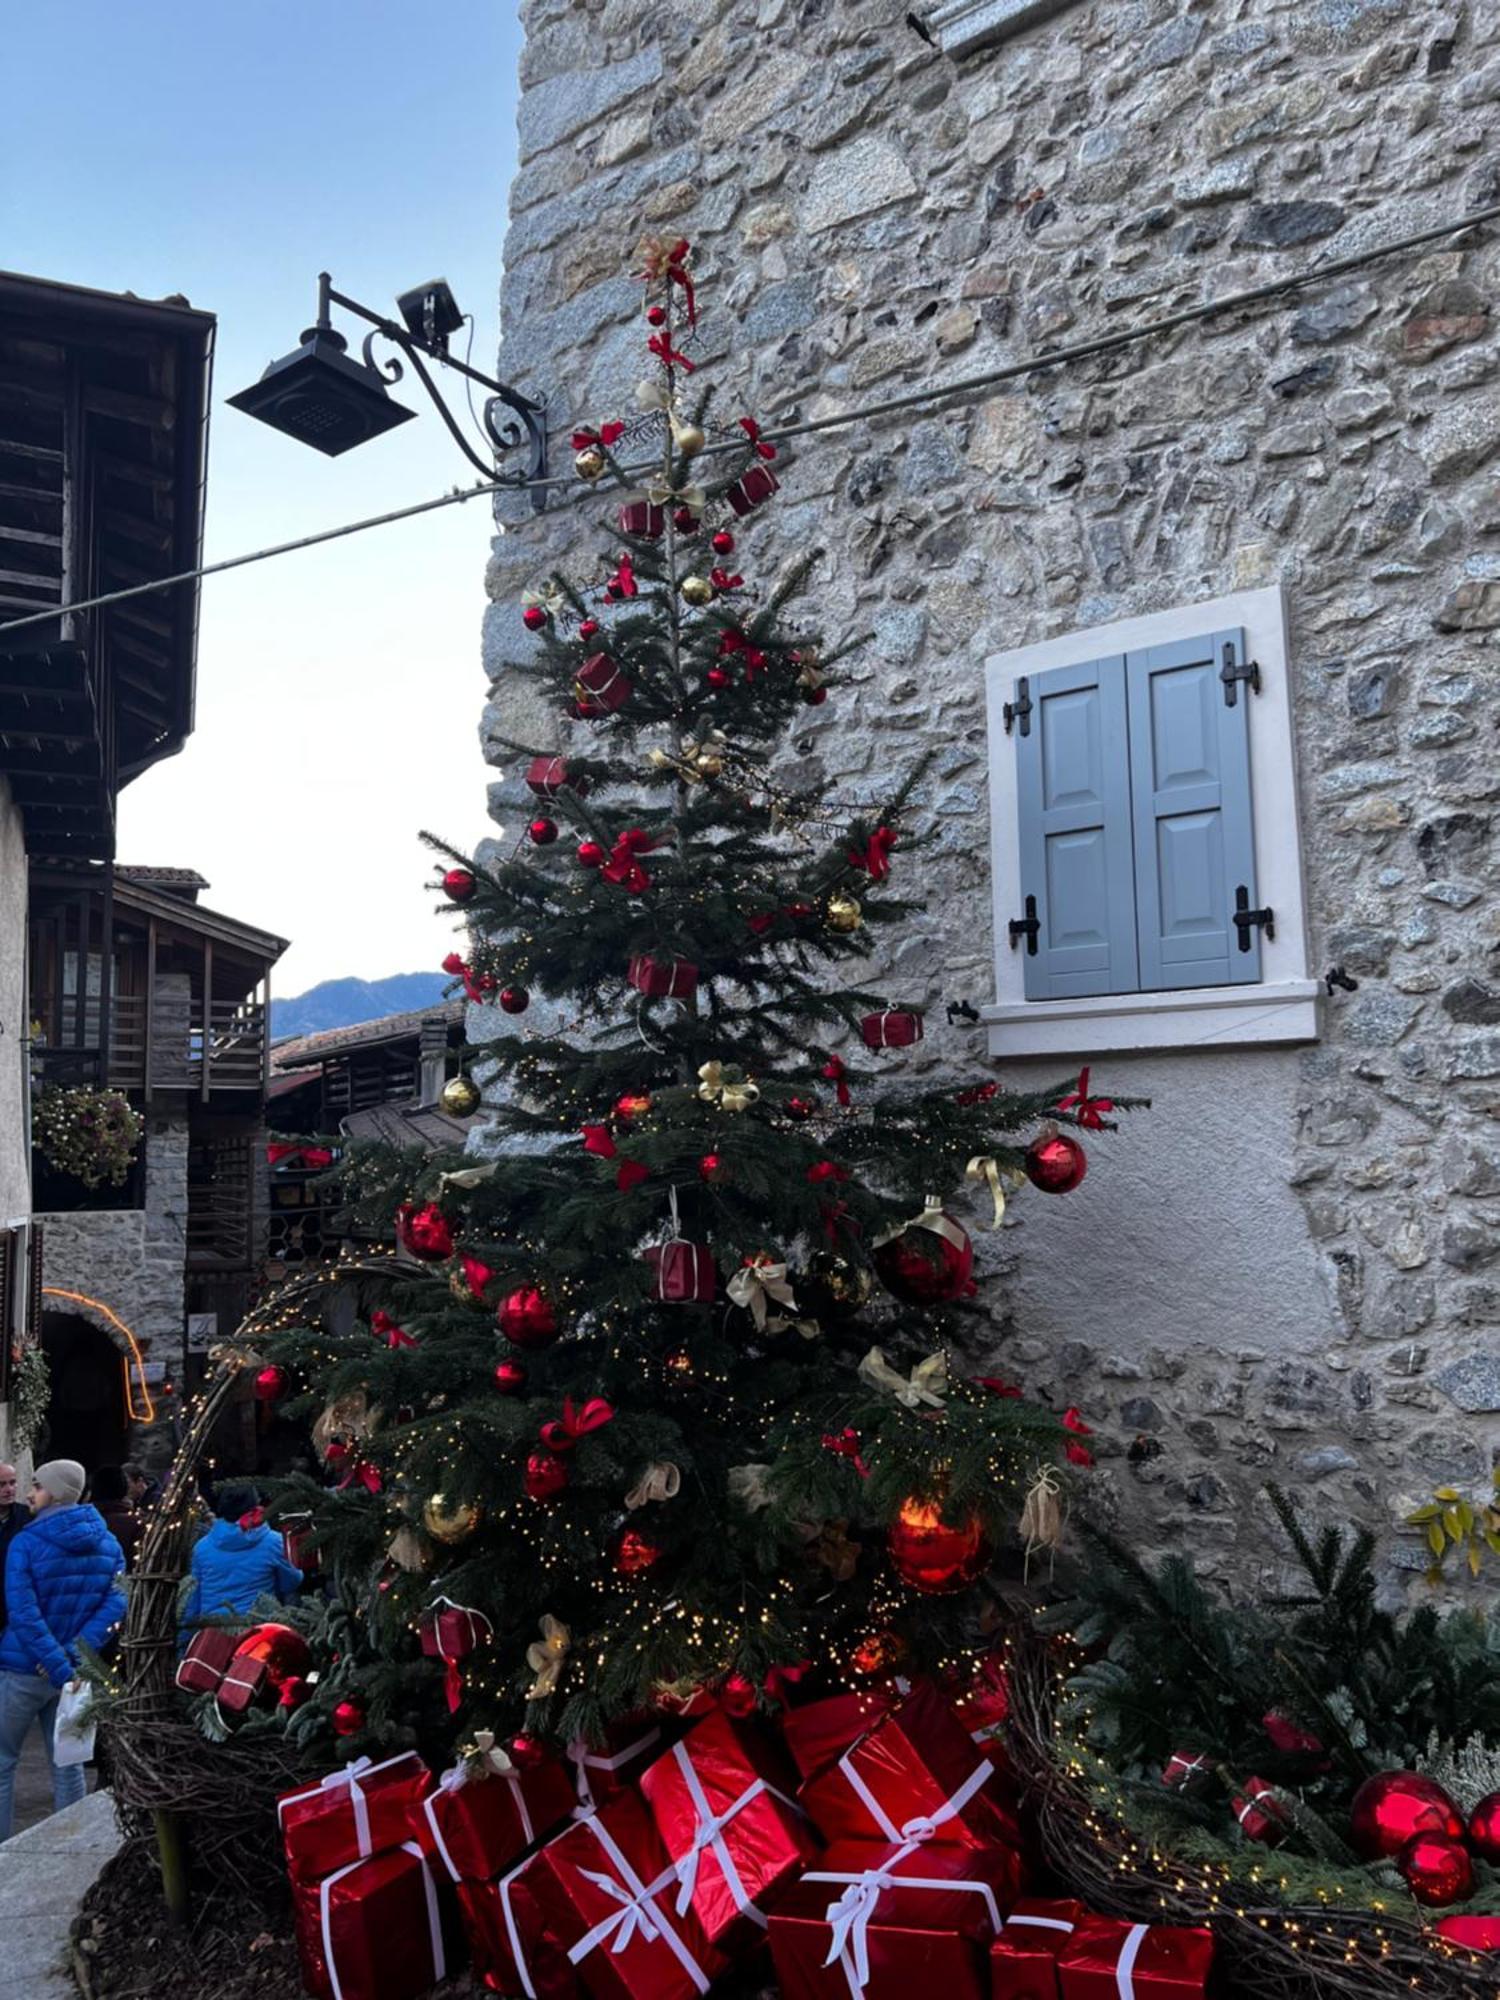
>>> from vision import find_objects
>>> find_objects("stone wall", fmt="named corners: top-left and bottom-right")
top-left (483, 0), bottom-right (1500, 1593)
top-left (0, 778), bottom-right (27, 1234)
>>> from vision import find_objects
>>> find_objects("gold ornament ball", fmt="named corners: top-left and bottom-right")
top-left (422, 1492), bottom-right (482, 1544)
top-left (694, 751), bottom-right (725, 778)
top-left (440, 1075), bottom-right (482, 1118)
top-left (573, 446), bottom-right (607, 481)
top-left (826, 892), bottom-right (863, 934)
top-left (673, 423), bottom-right (706, 456)
top-left (679, 575), bottom-right (715, 608)
top-left (807, 1249), bottom-right (873, 1312)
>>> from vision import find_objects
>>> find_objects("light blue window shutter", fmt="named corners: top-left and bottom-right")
top-left (1125, 628), bottom-right (1260, 990)
top-left (1015, 655), bottom-right (1139, 999)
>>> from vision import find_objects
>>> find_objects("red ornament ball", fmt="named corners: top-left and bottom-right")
top-left (786, 1096), bottom-right (816, 1121)
top-left (528, 816), bottom-right (559, 846)
top-left (672, 507), bottom-right (699, 534)
top-left (441, 866), bottom-right (477, 903)
top-left (1349, 1772), bottom-right (1463, 1860)
top-left (253, 1365), bottom-right (287, 1403)
top-left (888, 1495), bottom-right (991, 1595)
top-left (1024, 1133), bottom-right (1088, 1194)
top-left (615, 1093), bottom-right (652, 1121)
top-left (578, 617), bottom-right (600, 639)
top-left (577, 840), bottom-right (606, 869)
top-left (849, 1629), bottom-right (906, 1679)
top-left (1398, 1831), bottom-right (1475, 1908)
top-left (718, 1672), bottom-right (757, 1718)
top-left (711, 530), bottom-right (735, 556)
top-left (613, 1528), bottom-right (663, 1575)
top-left (699, 1153), bottom-right (724, 1182)
top-left (1467, 1791), bottom-right (1500, 1864)
top-left (522, 605), bottom-right (547, 631)
top-left (498, 1287), bottom-right (559, 1350)
top-left (395, 1201), bottom-right (454, 1261)
top-left (493, 1358), bottom-right (528, 1395)
top-left (803, 686), bottom-right (828, 706)
top-left (873, 1209), bottom-right (974, 1305)
top-left (499, 987), bottom-right (530, 1015)
top-left (646, 304), bottom-right (667, 326)
top-left (706, 666), bottom-right (732, 690)
top-left (234, 1622), bottom-right (313, 1691)
top-left (524, 1448), bottom-right (569, 1501)
top-left (331, 1698), bottom-right (366, 1738)
top-left (509, 1732), bottom-right (547, 1770)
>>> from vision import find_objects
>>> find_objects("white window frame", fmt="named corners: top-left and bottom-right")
top-left (982, 585), bottom-right (1320, 1057)
top-left (924, 0), bottom-right (1079, 58)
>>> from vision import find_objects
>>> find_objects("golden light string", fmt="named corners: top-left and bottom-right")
top-left (42, 1285), bottom-right (156, 1424)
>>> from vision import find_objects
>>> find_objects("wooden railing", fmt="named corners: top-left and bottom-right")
top-left (32, 991), bottom-right (268, 1096)
top-left (189, 998), bottom-right (267, 1093)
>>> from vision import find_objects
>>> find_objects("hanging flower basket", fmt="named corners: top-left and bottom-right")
top-left (33, 1084), bottom-right (144, 1189)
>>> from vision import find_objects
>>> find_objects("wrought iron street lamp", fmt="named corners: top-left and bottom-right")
top-left (228, 271), bottom-right (547, 506)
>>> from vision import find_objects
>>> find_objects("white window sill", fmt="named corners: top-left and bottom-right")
top-left (982, 980), bottom-right (1322, 1057)
top-left (924, 0), bottom-right (1077, 57)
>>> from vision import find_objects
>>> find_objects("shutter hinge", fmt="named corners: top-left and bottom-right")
top-left (1232, 885), bottom-right (1274, 951)
top-left (1003, 676), bottom-right (1033, 736)
top-left (1009, 893), bottom-right (1040, 955)
top-left (1220, 643), bottom-right (1261, 707)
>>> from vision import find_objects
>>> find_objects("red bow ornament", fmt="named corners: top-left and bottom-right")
top-left (601, 829), bottom-right (655, 893)
top-left (807, 1160), bottom-right (849, 1185)
top-left (637, 236), bottom-right (696, 327)
top-left (338, 1459), bottom-right (383, 1495)
top-left (1056, 1066), bottom-right (1115, 1131)
top-left (604, 553), bottom-right (638, 601)
top-left (540, 1395), bottom-right (616, 1454)
top-left (821, 1427), bottom-right (870, 1479)
top-left (738, 416), bottom-right (777, 462)
top-left (848, 825), bottom-right (897, 882)
top-left (719, 628), bottom-right (768, 680)
top-left (975, 1374), bottom-right (1023, 1399)
top-left (709, 566), bottom-right (743, 594)
top-left (615, 1159), bottom-right (650, 1192)
top-left (237, 1507), bottom-right (265, 1532)
top-left (460, 1254), bottom-right (496, 1303)
top-left (647, 329), bottom-right (695, 372)
top-left (821, 1054), bottom-right (851, 1107)
top-left (1062, 1406), bottom-right (1095, 1467)
top-left (371, 1309), bottom-right (417, 1350)
top-left (582, 1123), bottom-right (617, 1159)
top-left (570, 421), bottom-right (624, 451)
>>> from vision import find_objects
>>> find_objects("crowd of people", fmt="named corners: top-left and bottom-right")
top-left (0, 1454), bottom-right (302, 1844)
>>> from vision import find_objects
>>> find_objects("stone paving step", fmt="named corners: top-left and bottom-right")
top-left (0, 1789), bottom-right (122, 1998)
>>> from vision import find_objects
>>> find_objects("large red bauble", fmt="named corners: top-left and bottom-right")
top-left (524, 1448), bottom-right (569, 1501)
top-left (872, 1209), bottom-right (973, 1305)
top-left (1024, 1133), bottom-right (1088, 1194)
top-left (441, 866), bottom-right (477, 903)
top-left (1467, 1790), bottom-right (1500, 1863)
top-left (509, 1732), bottom-right (547, 1770)
top-left (522, 605), bottom-right (547, 631)
top-left (332, 1698), bottom-right (366, 1737)
top-left (234, 1622), bottom-right (312, 1692)
top-left (577, 841), bottom-right (606, 869)
top-left (498, 1287), bottom-right (560, 1349)
top-left (493, 1358), bottom-right (528, 1395)
top-left (253, 1364), bottom-right (287, 1402)
top-left (528, 817), bottom-right (559, 846)
top-left (1349, 1771), bottom-right (1463, 1859)
top-left (711, 530), bottom-right (735, 556)
top-left (499, 987), bottom-right (530, 1014)
top-left (888, 1495), bottom-right (990, 1595)
top-left (395, 1201), bottom-right (454, 1261)
top-left (706, 666), bottom-right (732, 689)
top-left (1398, 1831), bottom-right (1475, 1907)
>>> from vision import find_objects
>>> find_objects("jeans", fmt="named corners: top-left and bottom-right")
top-left (0, 1669), bottom-right (86, 1842)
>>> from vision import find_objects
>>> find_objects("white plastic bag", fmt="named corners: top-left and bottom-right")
top-left (53, 1678), bottom-right (96, 1767)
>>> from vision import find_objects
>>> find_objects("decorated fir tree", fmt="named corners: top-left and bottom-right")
top-left (252, 239), bottom-right (1116, 1762)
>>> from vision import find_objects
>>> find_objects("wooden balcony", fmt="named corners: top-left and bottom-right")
top-left (32, 990), bottom-right (268, 1097)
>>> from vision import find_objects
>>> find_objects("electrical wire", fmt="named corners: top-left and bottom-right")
top-left (1, 196), bottom-right (1495, 642)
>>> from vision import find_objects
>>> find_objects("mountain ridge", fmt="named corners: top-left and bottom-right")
top-left (270, 971), bottom-right (450, 1040)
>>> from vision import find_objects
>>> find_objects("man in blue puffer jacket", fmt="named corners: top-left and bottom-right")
top-left (0, 1459), bottom-right (125, 1839)
top-left (182, 1482), bottom-right (302, 1629)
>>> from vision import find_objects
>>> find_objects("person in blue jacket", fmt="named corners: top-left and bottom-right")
top-left (182, 1482), bottom-right (302, 1628)
top-left (0, 1458), bottom-right (125, 1840)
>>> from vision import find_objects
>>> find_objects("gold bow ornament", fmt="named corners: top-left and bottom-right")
top-left (438, 1161), bottom-right (500, 1195)
top-left (648, 729), bottom-right (729, 784)
top-left (858, 1345), bottom-right (948, 1409)
top-left (698, 1060), bottom-right (759, 1114)
top-left (644, 473), bottom-right (706, 513)
top-left (520, 579), bottom-right (566, 620)
top-left (727, 1255), bottom-right (798, 1331)
top-left (1019, 1465), bottom-right (1065, 1582)
top-left (624, 1460), bottom-right (682, 1511)
top-left (965, 1156), bottom-right (1021, 1230)
top-left (461, 1729), bottom-right (516, 1779)
top-left (525, 1613), bottom-right (571, 1699)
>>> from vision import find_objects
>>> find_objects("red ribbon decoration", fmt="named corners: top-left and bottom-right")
top-left (460, 1255), bottom-right (496, 1303)
top-left (738, 416), bottom-right (777, 462)
top-left (371, 1309), bottom-right (417, 1350)
top-left (807, 1160), bottom-right (849, 1184)
top-left (1062, 1406), bottom-right (1095, 1467)
top-left (570, 421), bottom-right (624, 450)
top-left (817, 1197), bottom-right (852, 1244)
top-left (647, 330), bottom-right (695, 372)
top-left (665, 240), bottom-right (696, 327)
top-left (709, 566), bottom-right (743, 594)
top-left (237, 1507), bottom-right (265, 1531)
top-left (718, 628), bottom-right (767, 679)
top-left (582, 1123), bottom-right (617, 1159)
top-left (540, 1395), bottom-right (616, 1455)
top-left (266, 1141), bottom-right (333, 1169)
top-left (821, 1054), bottom-right (851, 1107)
top-left (956, 1081), bottom-right (999, 1106)
top-left (1057, 1066), bottom-right (1115, 1131)
top-left (821, 1427), bottom-right (870, 1479)
top-left (848, 826), bottom-right (897, 882)
top-left (975, 1374), bottom-right (1023, 1399)
top-left (605, 553), bottom-right (638, 601)
top-left (762, 1659), bottom-right (811, 1707)
top-left (600, 833), bottom-right (652, 893)
top-left (338, 1459), bottom-right (383, 1494)
top-left (615, 1160), bottom-right (650, 1192)
top-left (443, 952), bottom-right (497, 1001)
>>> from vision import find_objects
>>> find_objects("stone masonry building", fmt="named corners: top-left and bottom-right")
top-left (481, 0), bottom-right (1500, 1594)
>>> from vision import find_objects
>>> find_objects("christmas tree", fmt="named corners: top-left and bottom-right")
top-left (252, 237), bottom-right (1116, 1760)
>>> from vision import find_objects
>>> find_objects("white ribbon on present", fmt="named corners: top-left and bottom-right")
top-left (804, 1850), bottom-right (1002, 2000)
top-left (834, 1741), bottom-right (993, 1847)
top-left (1007, 1912), bottom-right (1076, 1932)
top-left (1114, 1922), bottom-right (1149, 1999)
top-left (567, 1726), bottom-right (661, 1817)
top-left (496, 1860), bottom-right (539, 2000)
top-left (423, 1737), bottom-right (535, 1886)
top-left (564, 1813), bottom-right (711, 1995)
top-left (318, 1840), bottom-right (445, 2000)
top-left (278, 1752), bottom-right (418, 1860)
top-left (665, 1738), bottom-right (805, 1928)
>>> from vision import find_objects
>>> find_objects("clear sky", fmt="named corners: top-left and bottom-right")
top-left (3, 0), bottom-right (524, 997)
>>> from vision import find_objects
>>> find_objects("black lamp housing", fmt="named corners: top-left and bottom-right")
top-left (227, 325), bottom-right (416, 457)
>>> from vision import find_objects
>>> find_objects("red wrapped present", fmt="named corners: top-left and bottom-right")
top-left (218, 1650), bottom-right (271, 1714)
top-left (527, 755), bottom-right (591, 800)
top-left (798, 1679), bottom-right (1007, 1850)
top-left (279, 1752), bottom-right (431, 1882)
top-left (1057, 1917), bottom-right (1213, 2000)
top-left (566, 1721), bottom-right (664, 1814)
top-left (859, 1011), bottom-right (923, 1050)
top-left (769, 1837), bottom-right (1018, 2000)
top-left (627, 955), bottom-right (699, 999)
top-left (575, 653), bottom-right (631, 717)
top-left (175, 1626), bottom-right (239, 1694)
top-left (639, 1708), bottom-right (817, 1950)
top-left (516, 1792), bottom-right (724, 2000)
top-left (302, 1840), bottom-right (446, 2000)
top-left (989, 1899), bottom-right (1085, 2000)
top-left (1161, 1751), bottom-right (1214, 1794)
top-left (457, 1871), bottom-right (581, 1998)
top-left (1230, 1775), bottom-right (1286, 1845)
top-left (422, 1738), bottom-right (576, 1883)
top-left (781, 1692), bottom-right (896, 1782)
top-left (618, 502), bottom-right (665, 540)
top-left (645, 1239), bottom-right (716, 1305)
top-left (1436, 1915), bottom-right (1500, 1951)
top-left (282, 1516), bottom-right (321, 1575)
top-left (418, 1597), bottom-right (495, 1713)
top-left (726, 465), bottom-right (779, 518)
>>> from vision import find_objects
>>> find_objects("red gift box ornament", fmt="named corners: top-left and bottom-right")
top-left (422, 1733), bottom-right (576, 1884)
top-left (175, 1625), bottom-right (240, 1694)
top-left (991, 1898), bottom-right (1086, 2000)
top-left (1231, 1774), bottom-right (1288, 1845)
top-left (792, 1840), bottom-right (1013, 2000)
top-left (1057, 1916), bottom-right (1214, 2000)
top-left (575, 652), bottom-right (632, 717)
top-left (419, 1597), bottom-right (495, 1713)
top-left (645, 1196), bottom-right (716, 1305)
top-left (314, 1840), bottom-right (446, 2000)
top-left (628, 955), bottom-right (699, 999)
top-left (860, 1010), bottom-right (923, 1050)
top-left (725, 463), bottom-right (779, 518)
top-left (619, 501), bottom-right (666, 540)
top-left (527, 755), bottom-right (592, 800)
top-left (566, 1724), bottom-right (663, 1816)
top-left (798, 1680), bottom-right (1007, 1852)
top-left (278, 1751), bottom-right (432, 1882)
